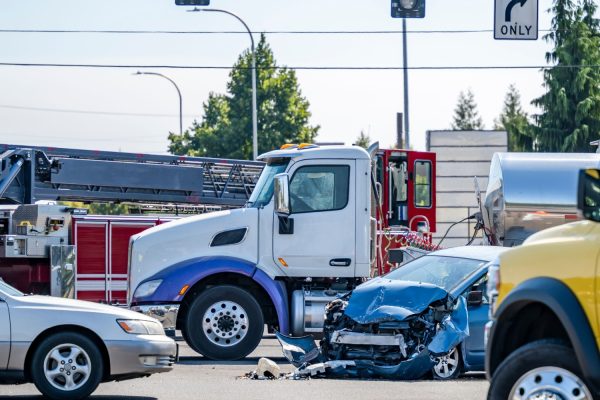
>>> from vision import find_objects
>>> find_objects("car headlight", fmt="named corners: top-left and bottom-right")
top-left (117, 319), bottom-right (165, 335)
top-left (133, 279), bottom-right (162, 299)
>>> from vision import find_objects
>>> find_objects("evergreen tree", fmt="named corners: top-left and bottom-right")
top-left (495, 84), bottom-right (534, 151)
top-left (451, 90), bottom-right (484, 130)
top-left (532, 0), bottom-right (600, 152)
top-left (354, 130), bottom-right (371, 149)
top-left (169, 34), bottom-right (319, 159)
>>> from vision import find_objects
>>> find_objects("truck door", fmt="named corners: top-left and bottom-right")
top-left (407, 151), bottom-right (436, 232)
top-left (0, 299), bottom-right (9, 369)
top-left (272, 159), bottom-right (356, 278)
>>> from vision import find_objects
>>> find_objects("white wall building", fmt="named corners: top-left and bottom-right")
top-left (427, 130), bottom-right (508, 247)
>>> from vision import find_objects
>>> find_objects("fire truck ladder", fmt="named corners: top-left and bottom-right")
top-left (0, 144), bottom-right (264, 207)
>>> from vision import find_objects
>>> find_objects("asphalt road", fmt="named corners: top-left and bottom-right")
top-left (0, 336), bottom-right (489, 400)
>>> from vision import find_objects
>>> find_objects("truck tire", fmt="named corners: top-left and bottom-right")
top-left (184, 285), bottom-right (264, 360)
top-left (30, 332), bottom-right (103, 400)
top-left (488, 340), bottom-right (594, 400)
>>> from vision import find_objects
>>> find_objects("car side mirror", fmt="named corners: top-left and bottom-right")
top-left (467, 290), bottom-right (483, 306)
top-left (577, 169), bottom-right (600, 222)
top-left (274, 173), bottom-right (291, 216)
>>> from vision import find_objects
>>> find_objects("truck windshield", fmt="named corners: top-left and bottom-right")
top-left (384, 255), bottom-right (486, 292)
top-left (247, 157), bottom-right (291, 208)
top-left (0, 279), bottom-right (24, 296)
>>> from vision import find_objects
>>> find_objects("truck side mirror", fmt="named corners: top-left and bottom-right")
top-left (274, 173), bottom-right (291, 216)
top-left (577, 169), bottom-right (600, 222)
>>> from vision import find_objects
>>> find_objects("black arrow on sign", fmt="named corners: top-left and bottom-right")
top-left (505, 0), bottom-right (528, 22)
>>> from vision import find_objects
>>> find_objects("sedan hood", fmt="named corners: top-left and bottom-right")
top-left (13, 295), bottom-right (155, 321)
top-left (344, 278), bottom-right (450, 325)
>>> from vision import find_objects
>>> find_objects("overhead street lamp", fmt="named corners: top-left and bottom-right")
top-left (189, 7), bottom-right (258, 160)
top-left (134, 71), bottom-right (183, 136)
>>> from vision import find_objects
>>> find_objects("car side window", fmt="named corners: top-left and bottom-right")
top-left (289, 165), bottom-right (350, 213)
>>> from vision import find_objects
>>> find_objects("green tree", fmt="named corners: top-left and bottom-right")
top-left (532, 0), bottom-right (600, 152)
top-left (451, 90), bottom-right (484, 130)
top-left (495, 84), bottom-right (534, 151)
top-left (354, 130), bottom-right (371, 149)
top-left (169, 35), bottom-right (319, 159)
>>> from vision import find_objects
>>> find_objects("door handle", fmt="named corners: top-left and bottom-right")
top-left (330, 258), bottom-right (351, 267)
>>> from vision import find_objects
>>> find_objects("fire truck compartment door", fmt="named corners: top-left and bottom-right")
top-left (0, 300), bottom-right (9, 369)
top-left (273, 159), bottom-right (356, 277)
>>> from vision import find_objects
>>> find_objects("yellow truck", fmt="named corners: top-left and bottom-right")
top-left (486, 168), bottom-right (600, 399)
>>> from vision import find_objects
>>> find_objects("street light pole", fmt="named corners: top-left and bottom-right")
top-left (193, 8), bottom-right (258, 160)
top-left (135, 71), bottom-right (183, 136)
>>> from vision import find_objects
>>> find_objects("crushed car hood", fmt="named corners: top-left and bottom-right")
top-left (275, 279), bottom-right (469, 380)
top-left (344, 278), bottom-right (451, 324)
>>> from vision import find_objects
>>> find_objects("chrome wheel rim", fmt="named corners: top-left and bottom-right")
top-left (510, 367), bottom-right (593, 400)
top-left (433, 347), bottom-right (460, 379)
top-left (202, 300), bottom-right (249, 347)
top-left (43, 343), bottom-right (91, 391)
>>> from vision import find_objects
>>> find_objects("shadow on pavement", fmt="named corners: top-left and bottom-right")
top-left (177, 356), bottom-right (289, 365)
top-left (0, 397), bottom-right (157, 400)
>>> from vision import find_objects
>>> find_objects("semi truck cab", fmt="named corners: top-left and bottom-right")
top-left (128, 144), bottom-right (436, 360)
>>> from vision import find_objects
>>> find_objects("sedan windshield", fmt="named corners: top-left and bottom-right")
top-left (247, 157), bottom-right (291, 208)
top-left (0, 279), bottom-right (24, 296)
top-left (384, 255), bottom-right (486, 292)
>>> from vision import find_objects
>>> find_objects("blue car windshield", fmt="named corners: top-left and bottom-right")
top-left (0, 279), bottom-right (24, 296)
top-left (384, 255), bottom-right (486, 292)
top-left (247, 157), bottom-right (291, 208)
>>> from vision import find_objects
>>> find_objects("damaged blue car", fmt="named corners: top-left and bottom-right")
top-left (276, 246), bottom-right (507, 380)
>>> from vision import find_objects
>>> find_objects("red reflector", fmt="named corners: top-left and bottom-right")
top-left (565, 214), bottom-right (578, 220)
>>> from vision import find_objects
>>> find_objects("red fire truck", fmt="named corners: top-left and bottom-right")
top-left (0, 144), bottom-right (436, 303)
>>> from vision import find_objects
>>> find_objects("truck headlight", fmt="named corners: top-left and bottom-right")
top-left (487, 259), bottom-right (501, 318)
top-left (133, 279), bottom-right (162, 299)
top-left (117, 319), bottom-right (165, 335)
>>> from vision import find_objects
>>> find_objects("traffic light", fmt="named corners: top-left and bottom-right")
top-left (175, 0), bottom-right (210, 5)
top-left (391, 0), bottom-right (426, 18)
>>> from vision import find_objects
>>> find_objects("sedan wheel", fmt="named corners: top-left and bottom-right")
top-left (31, 332), bottom-right (103, 400)
top-left (432, 346), bottom-right (462, 380)
top-left (44, 343), bottom-right (91, 391)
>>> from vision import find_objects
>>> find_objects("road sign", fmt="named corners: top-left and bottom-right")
top-left (494, 0), bottom-right (538, 40)
top-left (175, 0), bottom-right (209, 5)
top-left (391, 0), bottom-right (426, 19)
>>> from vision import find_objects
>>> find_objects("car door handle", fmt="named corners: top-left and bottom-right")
top-left (330, 258), bottom-right (351, 267)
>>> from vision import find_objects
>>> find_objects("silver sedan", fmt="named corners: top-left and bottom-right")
top-left (0, 279), bottom-right (176, 400)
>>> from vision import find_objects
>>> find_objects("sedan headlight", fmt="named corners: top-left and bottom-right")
top-left (133, 279), bottom-right (162, 299)
top-left (117, 319), bottom-right (165, 335)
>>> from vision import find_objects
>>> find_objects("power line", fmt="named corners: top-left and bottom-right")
top-left (0, 104), bottom-right (196, 118)
top-left (0, 28), bottom-right (555, 35)
top-left (0, 62), bottom-right (597, 70)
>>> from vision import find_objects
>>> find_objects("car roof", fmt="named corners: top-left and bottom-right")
top-left (429, 245), bottom-right (508, 262)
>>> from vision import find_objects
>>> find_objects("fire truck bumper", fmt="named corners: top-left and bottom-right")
top-left (131, 304), bottom-right (180, 333)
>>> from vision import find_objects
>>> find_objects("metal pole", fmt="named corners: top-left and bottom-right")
top-left (402, 18), bottom-right (410, 150)
top-left (135, 72), bottom-right (183, 136)
top-left (200, 9), bottom-right (258, 160)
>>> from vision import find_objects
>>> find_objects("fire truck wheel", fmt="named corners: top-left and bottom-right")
top-left (185, 285), bottom-right (264, 360)
top-left (30, 332), bottom-right (103, 400)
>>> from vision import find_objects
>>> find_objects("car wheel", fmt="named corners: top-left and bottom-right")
top-left (488, 340), bottom-right (594, 400)
top-left (432, 346), bottom-right (462, 380)
top-left (184, 285), bottom-right (264, 360)
top-left (30, 332), bottom-right (103, 400)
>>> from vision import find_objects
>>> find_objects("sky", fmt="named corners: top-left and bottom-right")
top-left (0, 0), bottom-right (565, 155)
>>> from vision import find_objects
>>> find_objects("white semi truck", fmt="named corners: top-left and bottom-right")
top-left (128, 144), bottom-right (437, 360)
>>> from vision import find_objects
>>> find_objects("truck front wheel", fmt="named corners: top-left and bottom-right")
top-left (488, 340), bottom-right (594, 400)
top-left (184, 285), bottom-right (264, 360)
